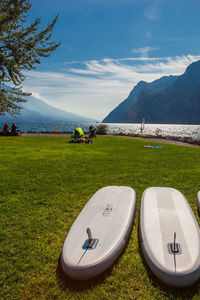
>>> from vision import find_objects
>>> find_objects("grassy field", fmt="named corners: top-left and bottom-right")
top-left (0, 136), bottom-right (200, 300)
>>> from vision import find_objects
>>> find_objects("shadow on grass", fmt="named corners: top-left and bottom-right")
top-left (137, 225), bottom-right (200, 299)
top-left (56, 254), bottom-right (113, 292)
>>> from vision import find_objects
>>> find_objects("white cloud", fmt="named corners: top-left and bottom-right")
top-left (61, 44), bottom-right (72, 51)
top-left (23, 54), bottom-right (200, 121)
top-left (131, 46), bottom-right (157, 54)
top-left (131, 46), bottom-right (158, 58)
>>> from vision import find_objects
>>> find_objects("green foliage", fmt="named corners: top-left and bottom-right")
top-left (155, 128), bottom-right (163, 136)
top-left (0, 0), bottom-right (60, 115)
top-left (96, 123), bottom-right (108, 134)
top-left (0, 86), bottom-right (29, 116)
top-left (0, 136), bottom-right (200, 299)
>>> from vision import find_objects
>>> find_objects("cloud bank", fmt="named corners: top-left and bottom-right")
top-left (23, 54), bottom-right (200, 120)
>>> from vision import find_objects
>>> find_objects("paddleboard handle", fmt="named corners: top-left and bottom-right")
top-left (170, 232), bottom-right (179, 254)
top-left (86, 228), bottom-right (96, 248)
top-left (86, 227), bottom-right (92, 240)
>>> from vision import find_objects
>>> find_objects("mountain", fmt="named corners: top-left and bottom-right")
top-left (103, 60), bottom-right (200, 124)
top-left (103, 75), bottom-right (178, 123)
top-left (0, 95), bottom-right (96, 123)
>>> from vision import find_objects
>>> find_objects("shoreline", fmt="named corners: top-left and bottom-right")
top-left (110, 135), bottom-right (199, 147)
top-left (18, 132), bottom-right (200, 147)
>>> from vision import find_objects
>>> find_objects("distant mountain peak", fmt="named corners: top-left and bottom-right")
top-left (103, 59), bottom-right (200, 124)
top-left (103, 74), bottom-right (178, 123)
top-left (185, 59), bottom-right (200, 74)
top-left (0, 94), bottom-right (97, 123)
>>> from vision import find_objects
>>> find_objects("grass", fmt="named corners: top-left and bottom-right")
top-left (0, 135), bottom-right (200, 300)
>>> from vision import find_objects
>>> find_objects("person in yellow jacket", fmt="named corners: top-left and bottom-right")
top-left (71, 127), bottom-right (85, 142)
top-left (70, 127), bottom-right (93, 144)
top-left (71, 127), bottom-right (84, 138)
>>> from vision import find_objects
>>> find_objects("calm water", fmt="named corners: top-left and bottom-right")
top-left (0, 121), bottom-right (200, 139)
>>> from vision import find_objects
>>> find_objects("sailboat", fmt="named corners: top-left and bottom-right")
top-left (140, 118), bottom-right (145, 133)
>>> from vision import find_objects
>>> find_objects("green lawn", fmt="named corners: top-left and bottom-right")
top-left (0, 136), bottom-right (200, 300)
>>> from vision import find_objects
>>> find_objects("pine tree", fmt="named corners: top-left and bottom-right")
top-left (0, 0), bottom-right (60, 115)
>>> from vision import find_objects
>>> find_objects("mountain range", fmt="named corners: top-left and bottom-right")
top-left (0, 95), bottom-right (96, 123)
top-left (103, 60), bottom-right (200, 124)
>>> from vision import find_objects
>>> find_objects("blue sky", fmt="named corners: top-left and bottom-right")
top-left (23, 0), bottom-right (200, 120)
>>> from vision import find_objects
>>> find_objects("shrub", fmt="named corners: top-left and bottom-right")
top-left (155, 128), bottom-right (162, 136)
top-left (96, 124), bottom-right (108, 135)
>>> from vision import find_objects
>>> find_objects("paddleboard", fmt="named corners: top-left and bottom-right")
top-left (140, 187), bottom-right (200, 287)
top-left (197, 191), bottom-right (200, 217)
top-left (144, 145), bottom-right (163, 148)
top-left (61, 186), bottom-right (137, 280)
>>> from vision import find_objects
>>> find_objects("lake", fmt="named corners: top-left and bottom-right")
top-left (0, 121), bottom-right (199, 139)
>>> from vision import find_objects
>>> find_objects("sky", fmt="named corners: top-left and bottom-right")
top-left (23, 0), bottom-right (200, 121)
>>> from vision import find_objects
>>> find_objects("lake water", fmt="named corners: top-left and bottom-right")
top-left (0, 121), bottom-right (199, 139)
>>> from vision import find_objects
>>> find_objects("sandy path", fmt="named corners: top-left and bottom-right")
top-left (110, 135), bottom-right (199, 147)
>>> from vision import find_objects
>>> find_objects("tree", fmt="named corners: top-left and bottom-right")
top-left (0, 0), bottom-right (60, 115)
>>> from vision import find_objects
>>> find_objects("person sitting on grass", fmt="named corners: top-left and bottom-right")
top-left (70, 127), bottom-right (93, 144)
top-left (71, 127), bottom-right (85, 142)
top-left (89, 125), bottom-right (97, 138)
top-left (3, 123), bottom-right (9, 135)
top-left (11, 122), bottom-right (17, 135)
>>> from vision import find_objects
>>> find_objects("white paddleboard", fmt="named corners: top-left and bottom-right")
top-left (197, 191), bottom-right (200, 217)
top-left (61, 186), bottom-right (137, 280)
top-left (140, 187), bottom-right (200, 287)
